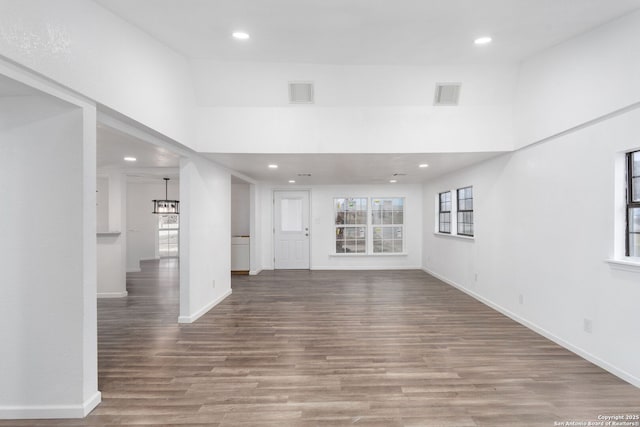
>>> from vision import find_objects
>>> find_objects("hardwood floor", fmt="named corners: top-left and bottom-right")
top-left (2, 260), bottom-right (639, 426)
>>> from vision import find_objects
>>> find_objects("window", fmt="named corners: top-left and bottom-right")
top-left (627, 150), bottom-right (640, 257)
top-left (334, 198), bottom-right (367, 254)
top-left (333, 197), bottom-right (405, 255)
top-left (439, 191), bottom-right (452, 233)
top-left (158, 214), bottom-right (179, 257)
top-left (372, 198), bottom-right (404, 253)
top-left (457, 186), bottom-right (474, 237)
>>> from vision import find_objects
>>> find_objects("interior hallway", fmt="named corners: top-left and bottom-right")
top-left (3, 261), bottom-right (638, 427)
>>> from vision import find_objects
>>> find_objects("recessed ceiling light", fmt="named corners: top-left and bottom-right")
top-left (232, 32), bottom-right (250, 40)
top-left (389, 179), bottom-right (397, 183)
top-left (124, 156), bottom-right (137, 162)
top-left (474, 36), bottom-right (492, 45)
top-left (419, 163), bottom-right (429, 168)
top-left (268, 164), bottom-right (278, 169)
top-left (288, 180), bottom-right (296, 183)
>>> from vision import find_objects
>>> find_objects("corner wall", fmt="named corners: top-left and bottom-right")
top-left (422, 106), bottom-right (640, 387)
top-left (0, 79), bottom-right (100, 417)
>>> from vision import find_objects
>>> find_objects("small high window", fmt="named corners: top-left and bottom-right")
top-left (457, 186), bottom-right (474, 237)
top-left (439, 191), bottom-right (452, 234)
top-left (627, 150), bottom-right (640, 257)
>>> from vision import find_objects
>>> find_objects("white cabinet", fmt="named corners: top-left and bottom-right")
top-left (231, 236), bottom-right (250, 271)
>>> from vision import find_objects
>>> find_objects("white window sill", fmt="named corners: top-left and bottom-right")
top-left (434, 232), bottom-right (475, 241)
top-left (606, 258), bottom-right (640, 273)
top-left (330, 252), bottom-right (408, 257)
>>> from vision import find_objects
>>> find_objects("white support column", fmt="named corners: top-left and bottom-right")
top-left (179, 156), bottom-right (232, 323)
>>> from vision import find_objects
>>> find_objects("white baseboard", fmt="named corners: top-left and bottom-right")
top-left (421, 267), bottom-right (640, 389)
top-left (311, 265), bottom-right (422, 271)
top-left (0, 391), bottom-right (101, 420)
top-left (249, 269), bottom-right (262, 276)
top-left (126, 268), bottom-right (141, 273)
top-left (97, 291), bottom-right (128, 298)
top-left (178, 289), bottom-right (232, 324)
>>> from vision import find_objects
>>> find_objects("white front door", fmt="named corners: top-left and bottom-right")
top-left (274, 190), bottom-right (310, 269)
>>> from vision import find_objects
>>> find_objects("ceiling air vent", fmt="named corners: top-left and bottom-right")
top-left (433, 83), bottom-right (461, 106)
top-left (289, 82), bottom-right (314, 104)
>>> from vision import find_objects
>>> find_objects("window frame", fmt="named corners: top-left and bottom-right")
top-left (333, 197), bottom-right (368, 255)
top-left (626, 150), bottom-right (640, 257)
top-left (438, 191), bottom-right (452, 234)
top-left (456, 186), bottom-right (474, 237)
top-left (371, 197), bottom-right (405, 254)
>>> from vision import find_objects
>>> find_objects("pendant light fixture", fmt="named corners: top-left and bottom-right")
top-left (152, 177), bottom-right (180, 214)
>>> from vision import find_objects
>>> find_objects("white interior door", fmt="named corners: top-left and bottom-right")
top-left (274, 191), bottom-right (310, 269)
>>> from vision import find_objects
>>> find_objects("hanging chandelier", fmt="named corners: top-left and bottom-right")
top-left (152, 177), bottom-right (180, 214)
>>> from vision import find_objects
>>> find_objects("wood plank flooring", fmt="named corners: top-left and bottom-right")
top-left (2, 260), bottom-right (639, 426)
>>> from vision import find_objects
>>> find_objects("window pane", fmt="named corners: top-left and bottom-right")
top-left (629, 232), bottom-right (640, 257)
top-left (633, 177), bottom-right (640, 202)
top-left (393, 240), bottom-right (403, 252)
top-left (382, 211), bottom-right (392, 224)
top-left (336, 227), bottom-right (345, 241)
top-left (373, 240), bottom-right (382, 253)
top-left (281, 198), bottom-right (302, 231)
top-left (372, 211), bottom-right (382, 224)
top-left (630, 208), bottom-right (640, 233)
top-left (393, 226), bottom-right (403, 239)
top-left (356, 211), bottom-right (367, 224)
top-left (393, 211), bottom-right (404, 224)
top-left (382, 227), bottom-right (393, 239)
top-left (373, 227), bottom-right (382, 239)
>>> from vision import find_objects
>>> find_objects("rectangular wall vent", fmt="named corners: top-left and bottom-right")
top-left (434, 82), bottom-right (461, 106)
top-left (289, 82), bottom-right (314, 104)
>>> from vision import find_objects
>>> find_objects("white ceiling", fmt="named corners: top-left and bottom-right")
top-left (95, 0), bottom-right (640, 65)
top-left (208, 152), bottom-right (503, 185)
top-left (97, 125), bottom-right (180, 181)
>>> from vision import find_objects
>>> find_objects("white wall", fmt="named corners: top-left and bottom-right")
top-left (0, 0), bottom-right (196, 145)
top-left (231, 183), bottom-right (250, 236)
top-left (97, 172), bottom-right (127, 297)
top-left (126, 180), bottom-right (179, 272)
top-left (422, 106), bottom-right (640, 387)
top-left (258, 184), bottom-right (423, 271)
top-left (179, 156), bottom-right (231, 323)
top-left (515, 9), bottom-right (640, 148)
top-left (96, 177), bottom-right (109, 231)
top-left (193, 61), bottom-right (517, 153)
top-left (0, 88), bottom-right (100, 417)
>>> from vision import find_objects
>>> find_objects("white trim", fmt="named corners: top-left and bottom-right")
top-left (434, 232), bottom-right (475, 241)
top-left (126, 268), bottom-right (141, 273)
top-left (0, 391), bottom-right (101, 420)
top-left (312, 265), bottom-right (421, 271)
top-left (606, 258), bottom-right (640, 273)
top-left (422, 267), bottom-right (640, 389)
top-left (97, 291), bottom-right (128, 298)
top-left (249, 269), bottom-right (262, 276)
top-left (140, 257), bottom-right (160, 262)
top-left (178, 289), bottom-right (232, 324)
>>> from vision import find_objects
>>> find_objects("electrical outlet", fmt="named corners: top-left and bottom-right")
top-left (584, 318), bottom-right (593, 334)
top-left (212, 280), bottom-right (216, 289)
top-left (474, 273), bottom-right (478, 282)
top-left (518, 294), bottom-right (524, 305)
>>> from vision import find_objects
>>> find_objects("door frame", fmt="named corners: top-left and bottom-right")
top-left (272, 189), bottom-right (312, 269)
